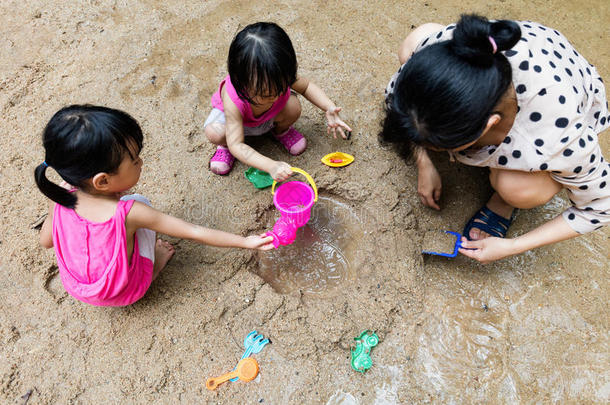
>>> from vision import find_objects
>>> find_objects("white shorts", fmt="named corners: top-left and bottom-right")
top-left (120, 194), bottom-right (155, 263)
top-left (203, 108), bottom-right (275, 137)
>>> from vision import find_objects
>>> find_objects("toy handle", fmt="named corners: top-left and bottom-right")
top-left (271, 167), bottom-right (318, 202)
top-left (206, 370), bottom-right (239, 390)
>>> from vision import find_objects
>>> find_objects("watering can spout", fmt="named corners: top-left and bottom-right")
top-left (266, 167), bottom-right (317, 249)
top-left (265, 217), bottom-right (297, 248)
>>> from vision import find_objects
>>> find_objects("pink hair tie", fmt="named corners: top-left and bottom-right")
top-left (488, 36), bottom-right (498, 54)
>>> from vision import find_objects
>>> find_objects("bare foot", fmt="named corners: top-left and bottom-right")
top-left (152, 240), bottom-right (175, 280)
top-left (470, 192), bottom-right (514, 240)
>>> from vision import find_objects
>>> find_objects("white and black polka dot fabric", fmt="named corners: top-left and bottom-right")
top-left (386, 21), bottom-right (610, 234)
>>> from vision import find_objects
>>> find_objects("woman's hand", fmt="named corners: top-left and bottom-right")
top-left (270, 161), bottom-right (293, 181)
top-left (417, 161), bottom-right (442, 210)
top-left (459, 236), bottom-right (517, 264)
top-left (459, 215), bottom-right (579, 264)
top-left (325, 107), bottom-right (352, 139)
top-left (243, 234), bottom-right (275, 251)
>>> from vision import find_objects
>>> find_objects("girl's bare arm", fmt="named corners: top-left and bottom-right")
top-left (126, 202), bottom-right (273, 250)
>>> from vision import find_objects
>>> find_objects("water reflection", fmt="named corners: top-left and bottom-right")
top-left (256, 197), bottom-right (365, 295)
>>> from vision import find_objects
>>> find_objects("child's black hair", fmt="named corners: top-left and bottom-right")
top-left (228, 22), bottom-right (297, 104)
top-left (34, 105), bottom-right (143, 208)
top-left (380, 14), bottom-right (521, 160)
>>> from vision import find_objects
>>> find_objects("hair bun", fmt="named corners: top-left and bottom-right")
top-left (451, 14), bottom-right (521, 67)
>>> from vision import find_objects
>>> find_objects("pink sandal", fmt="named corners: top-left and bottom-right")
top-left (209, 146), bottom-right (235, 175)
top-left (274, 127), bottom-right (307, 156)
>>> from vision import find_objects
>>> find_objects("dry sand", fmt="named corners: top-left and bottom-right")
top-left (1, 0), bottom-right (608, 403)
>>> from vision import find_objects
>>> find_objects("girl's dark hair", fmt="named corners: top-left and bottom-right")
top-left (34, 105), bottom-right (143, 208)
top-left (380, 14), bottom-right (521, 159)
top-left (228, 22), bottom-right (297, 104)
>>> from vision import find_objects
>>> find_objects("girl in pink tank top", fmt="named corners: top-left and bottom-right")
top-left (35, 105), bottom-right (273, 307)
top-left (204, 22), bottom-right (353, 179)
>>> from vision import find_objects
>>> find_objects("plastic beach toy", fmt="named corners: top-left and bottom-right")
top-left (351, 330), bottom-right (379, 373)
top-left (230, 330), bottom-right (270, 382)
top-left (321, 152), bottom-right (354, 168)
top-left (206, 357), bottom-right (260, 390)
top-left (421, 231), bottom-right (462, 258)
top-left (265, 167), bottom-right (318, 248)
top-left (245, 167), bottom-right (274, 189)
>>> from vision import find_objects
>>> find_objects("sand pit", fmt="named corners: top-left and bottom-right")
top-left (422, 230), bottom-right (458, 255)
top-left (0, 1), bottom-right (608, 403)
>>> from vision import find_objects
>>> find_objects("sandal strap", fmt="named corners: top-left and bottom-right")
top-left (275, 127), bottom-right (303, 149)
top-left (462, 205), bottom-right (516, 240)
top-left (210, 147), bottom-right (235, 164)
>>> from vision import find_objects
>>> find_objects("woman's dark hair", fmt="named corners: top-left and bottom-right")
top-left (34, 105), bottom-right (143, 208)
top-left (380, 14), bottom-right (521, 159)
top-left (228, 22), bottom-right (297, 104)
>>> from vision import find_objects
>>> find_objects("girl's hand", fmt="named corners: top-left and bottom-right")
top-left (244, 234), bottom-right (275, 251)
top-left (270, 161), bottom-right (293, 181)
top-left (417, 162), bottom-right (442, 210)
top-left (458, 236), bottom-right (517, 264)
top-left (325, 107), bottom-right (353, 139)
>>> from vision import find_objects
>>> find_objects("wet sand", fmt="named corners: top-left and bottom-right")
top-left (1, 0), bottom-right (608, 403)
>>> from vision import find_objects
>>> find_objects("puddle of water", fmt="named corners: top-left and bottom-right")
top-left (256, 197), bottom-right (365, 296)
top-left (413, 214), bottom-right (610, 403)
top-left (326, 391), bottom-right (359, 405)
top-left (373, 365), bottom-right (402, 405)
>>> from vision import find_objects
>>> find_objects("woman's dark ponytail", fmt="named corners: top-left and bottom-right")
top-left (489, 19), bottom-right (522, 52)
top-left (34, 163), bottom-right (77, 208)
top-left (451, 15), bottom-right (521, 67)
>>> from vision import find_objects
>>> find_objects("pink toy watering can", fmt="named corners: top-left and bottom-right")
top-left (265, 167), bottom-right (318, 248)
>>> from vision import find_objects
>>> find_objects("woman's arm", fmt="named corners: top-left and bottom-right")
top-left (127, 202), bottom-right (273, 250)
top-left (415, 147), bottom-right (442, 210)
top-left (292, 77), bottom-right (352, 138)
top-left (39, 200), bottom-right (54, 248)
top-left (222, 90), bottom-right (292, 181)
top-left (459, 215), bottom-right (579, 263)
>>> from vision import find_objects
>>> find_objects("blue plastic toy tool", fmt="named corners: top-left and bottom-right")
top-left (422, 231), bottom-right (462, 258)
top-left (230, 330), bottom-right (270, 382)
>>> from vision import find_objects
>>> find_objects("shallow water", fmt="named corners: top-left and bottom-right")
top-left (256, 197), bottom-right (365, 295)
top-left (412, 204), bottom-right (610, 403)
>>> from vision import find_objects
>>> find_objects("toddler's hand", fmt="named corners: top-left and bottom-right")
top-left (244, 234), bottom-right (275, 251)
top-left (325, 107), bottom-right (353, 139)
top-left (270, 161), bottom-right (292, 181)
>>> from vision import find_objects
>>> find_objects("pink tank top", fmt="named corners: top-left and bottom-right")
top-left (211, 75), bottom-right (291, 127)
top-left (52, 199), bottom-right (153, 306)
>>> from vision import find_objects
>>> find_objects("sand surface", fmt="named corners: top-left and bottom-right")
top-left (1, 0), bottom-right (608, 403)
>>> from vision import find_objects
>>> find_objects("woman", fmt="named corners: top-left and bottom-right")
top-left (381, 14), bottom-right (609, 263)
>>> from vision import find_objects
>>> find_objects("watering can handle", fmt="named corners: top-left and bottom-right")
top-left (271, 167), bottom-right (318, 202)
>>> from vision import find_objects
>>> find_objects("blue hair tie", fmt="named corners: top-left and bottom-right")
top-left (42, 161), bottom-right (48, 168)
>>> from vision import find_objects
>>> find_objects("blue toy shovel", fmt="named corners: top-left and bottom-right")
top-left (231, 330), bottom-right (270, 382)
top-left (422, 231), bottom-right (462, 258)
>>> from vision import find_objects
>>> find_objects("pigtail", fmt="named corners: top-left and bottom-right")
top-left (451, 14), bottom-right (521, 67)
top-left (34, 163), bottom-right (77, 208)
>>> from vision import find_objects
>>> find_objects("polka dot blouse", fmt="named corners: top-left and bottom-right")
top-left (386, 21), bottom-right (610, 234)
